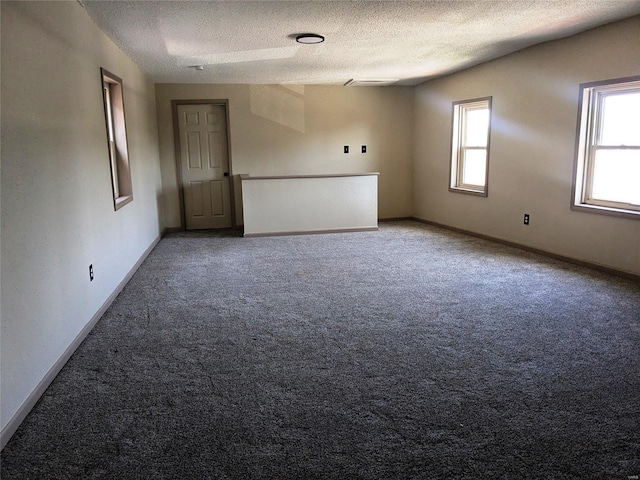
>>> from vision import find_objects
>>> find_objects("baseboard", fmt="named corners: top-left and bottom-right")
top-left (379, 217), bottom-right (413, 222)
top-left (162, 226), bottom-right (183, 235)
top-left (244, 226), bottom-right (378, 238)
top-left (164, 227), bottom-right (245, 235)
top-left (411, 217), bottom-right (640, 282)
top-left (0, 234), bottom-right (162, 450)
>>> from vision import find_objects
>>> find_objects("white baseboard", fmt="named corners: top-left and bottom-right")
top-left (244, 226), bottom-right (378, 238)
top-left (0, 234), bottom-right (161, 450)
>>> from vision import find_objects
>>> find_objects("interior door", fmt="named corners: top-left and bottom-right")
top-left (178, 104), bottom-right (232, 229)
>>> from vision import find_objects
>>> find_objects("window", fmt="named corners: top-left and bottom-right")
top-left (572, 76), bottom-right (640, 219)
top-left (101, 68), bottom-right (133, 210)
top-left (450, 97), bottom-right (492, 196)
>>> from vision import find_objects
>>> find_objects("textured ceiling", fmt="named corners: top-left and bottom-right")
top-left (82, 1), bottom-right (640, 86)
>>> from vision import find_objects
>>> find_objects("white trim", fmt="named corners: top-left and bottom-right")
top-left (449, 97), bottom-right (491, 196)
top-left (0, 235), bottom-right (161, 450)
top-left (240, 172), bottom-right (380, 181)
top-left (572, 76), bottom-right (640, 218)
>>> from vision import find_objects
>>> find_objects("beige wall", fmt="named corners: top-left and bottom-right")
top-left (1, 0), bottom-right (637, 449)
top-left (413, 16), bottom-right (640, 276)
top-left (1, 1), bottom-right (163, 438)
top-left (155, 84), bottom-right (414, 227)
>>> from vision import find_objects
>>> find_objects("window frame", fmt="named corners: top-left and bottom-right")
top-left (571, 75), bottom-right (640, 220)
top-left (101, 68), bottom-right (133, 211)
top-left (449, 96), bottom-right (492, 197)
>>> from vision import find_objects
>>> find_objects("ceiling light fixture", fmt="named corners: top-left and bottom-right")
top-left (295, 33), bottom-right (324, 44)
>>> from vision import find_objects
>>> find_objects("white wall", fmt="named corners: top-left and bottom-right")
top-left (1, 1), bottom-right (163, 441)
top-left (242, 174), bottom-right (379, 236)
top-left (413, 16), bottom-right (640, 276)
top-left (155, 84), bottom-right (414, 227)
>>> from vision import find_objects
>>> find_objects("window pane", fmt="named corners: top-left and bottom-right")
top-left (464, 108), bottom-right (489, 147)
top-left (462, 149), bottom-right (487, 186)
top-left (104, 87), bottom-right (115, 142)
top-left (600, 92), bottom-right (640, 146)
top-left (591, 149), bottom-right (640, 205)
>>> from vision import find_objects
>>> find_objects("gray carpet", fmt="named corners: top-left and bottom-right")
top-left (2, 220), bottom-right (639, 479)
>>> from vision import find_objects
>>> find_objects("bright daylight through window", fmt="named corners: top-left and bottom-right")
top-left (450, 97), bottom-right (492, 196)
top-left (572, 76), bottom-right (640, 218)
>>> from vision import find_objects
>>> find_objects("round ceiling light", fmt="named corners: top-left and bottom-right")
top-left (295, 33), bottom-right (324, 44)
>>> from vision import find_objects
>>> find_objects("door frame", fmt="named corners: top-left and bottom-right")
top-left (172, 99), bottom-right (235, 230)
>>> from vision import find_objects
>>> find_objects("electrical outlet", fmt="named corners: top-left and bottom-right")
top-left (524, 214), bottom-right (530, 225)
top-left (89, 264), bottom-right (94, 281)
top-left (361, 145), bottom-right (367, 153)
top-left (344, 145), bottom-right (349, 154)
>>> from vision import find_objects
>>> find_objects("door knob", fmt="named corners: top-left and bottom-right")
top-left (224, 172), bottom-right (229, 177)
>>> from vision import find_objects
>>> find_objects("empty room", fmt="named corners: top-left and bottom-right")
top-left (1, 1), bottom-right (639, 478)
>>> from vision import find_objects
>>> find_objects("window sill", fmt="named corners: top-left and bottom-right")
top-left (571, 203), bottom-right (639, 220)
top-left (114, 195), bottom-right (133, 211)
top-left (449, 186), bottom-right (487, 197)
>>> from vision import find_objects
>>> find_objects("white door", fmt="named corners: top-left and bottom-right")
top-left (178, 104), bottom-right (232, 229)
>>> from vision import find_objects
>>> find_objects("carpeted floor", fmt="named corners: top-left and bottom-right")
top-left (2, 220), bottom-right (639, 479)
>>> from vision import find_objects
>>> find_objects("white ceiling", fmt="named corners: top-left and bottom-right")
top-left (82, 0), bottom-right (640, 86)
